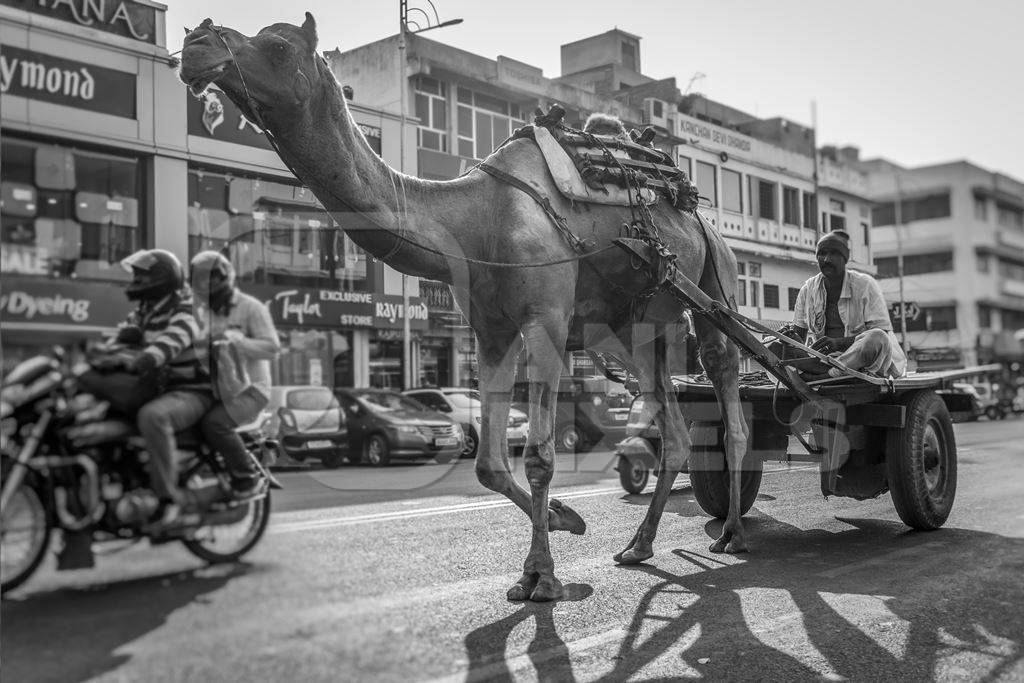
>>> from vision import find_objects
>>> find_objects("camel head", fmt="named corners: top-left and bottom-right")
top-left (179, 13), bottom-right (325, 130)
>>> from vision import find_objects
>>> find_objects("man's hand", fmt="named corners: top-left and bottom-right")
top-left (811, 336), bottom-right (854, 354)
top-left (128, 352), bottom-right (158, 375)
top-left (222, 329), bottom-right (245, 343)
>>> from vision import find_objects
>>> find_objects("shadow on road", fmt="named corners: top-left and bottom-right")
top-left (599, 516), bottom-right (1024, 681)
top-left (462, 583), bottom-right (594, 683)
top-left (458, 512), bottom-right (1023, 681)
top-left (0, 562), bottom-right (261, 683)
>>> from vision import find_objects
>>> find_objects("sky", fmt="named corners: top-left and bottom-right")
top-left (166, 0), bottom-right (1024, 181)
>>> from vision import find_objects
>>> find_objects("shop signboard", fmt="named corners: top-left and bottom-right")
top-left (187, 87), bottom-right (272, 150)
top-left (1, 0), bottom-right (158, 44)
top-left (247, 285), bottom-right (426, 332)
top-left (0, 46), bottom-right (137, 118)
top-left (420, 280), bottom-right (454, 311)
top-left (0, 276), bottom-right (133, 328)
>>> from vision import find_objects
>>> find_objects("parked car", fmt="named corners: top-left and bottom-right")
top-left (266, 385), bottom-right (348, 468)
top-left (403, 387), bottom-right (529, 458)
top-left (334, 388), bottom-right (464, 466)
top-left (512, 375), bottom-right (632, 452)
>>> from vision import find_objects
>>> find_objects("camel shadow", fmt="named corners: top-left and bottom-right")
top-left (621, 484), bottom-right (776, 518)
top-left (0, 562), bottom-right (262, 683)
top-left (597, 516), bottom-right (1024, 681)
top-left (462, 583), bottom-right (593, 683)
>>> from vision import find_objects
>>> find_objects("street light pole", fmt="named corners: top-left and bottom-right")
top-left (895, 174), bottom-right (908, 351)
top-left (396, 0), bottom-right (462, 390)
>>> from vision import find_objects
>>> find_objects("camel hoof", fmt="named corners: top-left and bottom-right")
top-left (529, 576), bottom-right (564, 602)
top-left (548, 498), bottom-right (586, 535)
top-left (507, 573), bottom-right (539, 602)
top-left (709, 537), bottom-right (729, 554)
top-left (725, 538), bottom-right (749, 554)
top-left (613, 547), bottom-right (654, 565)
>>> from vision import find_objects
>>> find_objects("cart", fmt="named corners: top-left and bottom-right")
top-left (610, 237), bottom-right (995, 530)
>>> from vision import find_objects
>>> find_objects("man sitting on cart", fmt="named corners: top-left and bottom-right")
top-left (780, 230), bottom-right (907, 379)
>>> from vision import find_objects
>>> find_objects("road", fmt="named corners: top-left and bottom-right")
top-left (3, 420), bottom-right (1023, 682)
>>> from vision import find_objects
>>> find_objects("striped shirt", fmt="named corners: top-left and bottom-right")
top-left (120, 293), bottom-right (208, 387)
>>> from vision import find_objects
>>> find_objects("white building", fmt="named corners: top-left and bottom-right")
top-left (861, 158), bottom-right (1024, 369)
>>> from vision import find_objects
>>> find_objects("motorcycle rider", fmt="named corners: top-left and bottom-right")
top-left (118, 249), bottom-right (212, 528)
top-left (190, 251), bottom-right (280, 498)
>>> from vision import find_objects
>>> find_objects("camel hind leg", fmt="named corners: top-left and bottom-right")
top-left (614, 330), bottom-right (692, 564)
top-left (694, 317), bottom-right (750, 553)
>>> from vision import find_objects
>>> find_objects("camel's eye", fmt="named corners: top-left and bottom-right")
top-left (268, 40), bottom-right (290, 62)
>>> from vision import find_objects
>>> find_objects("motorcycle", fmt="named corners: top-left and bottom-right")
top-left (0, 349), bottom-right (282, 594)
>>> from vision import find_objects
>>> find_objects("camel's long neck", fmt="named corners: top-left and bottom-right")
top-left (269, 64), bottom-right (467, 283)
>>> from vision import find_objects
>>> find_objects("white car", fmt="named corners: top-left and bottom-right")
top-left (403, 387), bottom-right (529, 458)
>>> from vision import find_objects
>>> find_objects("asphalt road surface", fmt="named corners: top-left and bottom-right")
top-left (3, 420), bottom-right (1023, 682)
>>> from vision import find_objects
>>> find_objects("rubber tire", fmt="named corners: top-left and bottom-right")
top-left (461, 428), bottom-right (479, 459)
top-left (182, 492), bottom-right (271, 564)
top-left (554, 422), bottom-right (587, 453)
top-left (618, 455), bottom-right (650, 494)
top-left (687, 422), bottom-right (763, 519)
top-left (363, 434), bottom-right (391, 466)
top-left (886, 390), bottom-right (957, 530)
top-left (1, 484), bottom-right (51, 594)
top-left (320, 450), bottom-right (345, 469)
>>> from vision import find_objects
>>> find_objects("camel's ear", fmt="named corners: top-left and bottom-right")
top-left (301, 12), bottom-right (318, 52)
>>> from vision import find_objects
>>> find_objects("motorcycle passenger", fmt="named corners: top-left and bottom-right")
top-left (190, 251), bottom-right (280, 498)
top-left (120, 249), bottom-right (212, 528)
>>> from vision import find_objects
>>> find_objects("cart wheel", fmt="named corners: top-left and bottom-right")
top-left (687, 422), bottom-right (762, 519)
top-left (618, 455), bottom-right (650, 494)
top-left (886, 390), bottom-right (957, 530)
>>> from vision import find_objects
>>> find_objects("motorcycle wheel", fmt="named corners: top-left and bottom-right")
top-left (1, 484), bottom-right (51, 594)
top-left (182, 492), bottom-right (271, 564)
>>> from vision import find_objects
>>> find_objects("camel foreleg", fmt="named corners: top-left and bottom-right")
top-left (506, 320), bottom-right (574, 602)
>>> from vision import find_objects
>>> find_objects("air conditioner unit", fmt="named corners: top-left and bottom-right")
top-left (641, 98), bottom-right (669, 130)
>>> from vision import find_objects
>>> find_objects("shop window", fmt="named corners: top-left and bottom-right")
top-left (782, 186), bottom-right (799, 226)
top-left (414, 76), bottom-right (448, 153)
top-left (188, 166), bottom-right (370, 290)
top-left (695, 161), bottom-right (716, 207)
top-left (829, 214), bottom-right (846, 231)
top-left (875, 251), bottom-right (953, 278)
top-left (974, 196), bottom-right (988, 221)
top-left (369, 337), bottom-right (404, 390)
top-left (749, 280), bottom-right (759, 307)
top-left (748, 261), bottom-right (762, 278)
top-left (722, 169), bottom-right (742, 213)
top-left (678, 155), bottom-right (691, 177)
top-left (861, 221), bottom-right (870, 247)
top-left (997, 203), bottom-right (1024, 229)
top-left (737, 278), bottom-right (747, 306)
top-left (455, 87), bottom-right (525, 161)
top-left (978, 306), bottom-right (992, 329)
top-left (788, 287), bottom-right (800, 311)
top-left (751, 178), bottom-right (776, 220)
top-left (872, 192), bottom-right (951, 226)
top-left (802, 191), bottom-right (817, 229)
top-left (763, 284), bottom-right (780, 309)
top-left (977, 254), bottom-right (990, 273)
top-left (1, 138), bottom-right (141, 281)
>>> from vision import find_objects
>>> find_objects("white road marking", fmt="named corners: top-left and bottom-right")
top-left (270, 464), bottom-right (817, 534)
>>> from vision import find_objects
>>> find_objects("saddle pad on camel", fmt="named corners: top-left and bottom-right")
top-left (534, 126), bottom-right (658, 207)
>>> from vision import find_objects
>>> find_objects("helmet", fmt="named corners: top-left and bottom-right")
top-left (121, 249), bottom-right (185, 302)
top-left (190, 250), bottom-right (235, 308)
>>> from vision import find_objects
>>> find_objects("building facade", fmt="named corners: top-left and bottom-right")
top-left (329, 27), bottom-right (875, 374)
top-left (862, 159), bottom-right (1024, 369)
top-left (0, 0), bottom-right (438, 391)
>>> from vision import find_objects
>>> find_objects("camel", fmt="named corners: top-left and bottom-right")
top-left (180, 13), bottom-right (750, 602)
